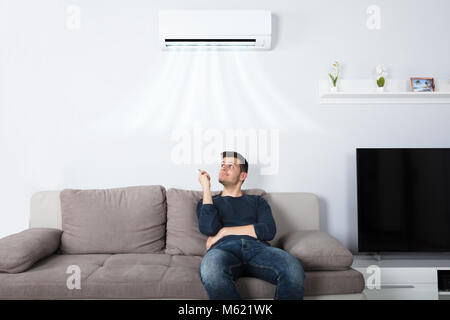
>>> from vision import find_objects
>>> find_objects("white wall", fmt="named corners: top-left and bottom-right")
top-left (1, 0), bottom-right (450, 252)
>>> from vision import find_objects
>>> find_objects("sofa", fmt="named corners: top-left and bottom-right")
top-left (0, 185), bottom-right (366, 299)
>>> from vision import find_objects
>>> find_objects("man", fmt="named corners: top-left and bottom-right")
top-left (197, 151), bottom-right (306, 300)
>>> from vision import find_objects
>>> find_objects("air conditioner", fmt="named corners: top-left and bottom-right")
top-left (159, 10), bottom-right (272, 50)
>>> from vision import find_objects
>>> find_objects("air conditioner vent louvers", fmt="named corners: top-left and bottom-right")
top-left (165, 39), bottom-right (256, 42)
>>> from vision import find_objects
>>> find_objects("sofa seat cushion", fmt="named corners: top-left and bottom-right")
top-left (60, 185), bottom-right (167, 254)
top-left (80, 254), bottom-right (208, 299)
top-left (235, 269), bottom-right (365, 298)
top-left (0, 254), bottom-right (111, 299)
top-left (165, 188), bottom-right (269, 256)
top-left (0, 253), bottom-right (365, 299)
top-left (303, 269), bottom-right (365, 296)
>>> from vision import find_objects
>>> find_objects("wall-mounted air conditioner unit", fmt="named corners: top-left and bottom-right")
top-left (159, 10), bottom-right (272, 50)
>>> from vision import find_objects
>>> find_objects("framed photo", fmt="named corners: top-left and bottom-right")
top-left (410, 77), bottom-right (435, 92)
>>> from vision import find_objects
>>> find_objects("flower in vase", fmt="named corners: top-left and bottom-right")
top-left (328, 61), bottom-right (340, 87)
top-left (376, 64), bottom-right (388, 88)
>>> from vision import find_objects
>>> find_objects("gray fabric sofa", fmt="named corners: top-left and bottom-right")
top-left (0, 185), bottom-right (366, 299)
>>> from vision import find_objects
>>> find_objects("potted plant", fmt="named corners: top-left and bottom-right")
top-left (376, 64), bottom-right (388, 92)
top-left (328, 61), bottom-right (340, 92)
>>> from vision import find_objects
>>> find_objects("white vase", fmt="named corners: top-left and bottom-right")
top-left (376, 86), bottom-right (385, 92)
top-left (330, 86), bottom-right (338, 93)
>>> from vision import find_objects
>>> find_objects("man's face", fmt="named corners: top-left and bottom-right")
top-left (218, 157), bottom-right (247, 187)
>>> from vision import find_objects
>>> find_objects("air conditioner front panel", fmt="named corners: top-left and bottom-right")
top-left (159, 10), bottom-right (272, 50)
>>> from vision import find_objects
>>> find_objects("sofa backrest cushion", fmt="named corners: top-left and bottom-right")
top-left (60, 185), bottom-right (166, 254)
top-left (165, 188), bottom-right (268, 256)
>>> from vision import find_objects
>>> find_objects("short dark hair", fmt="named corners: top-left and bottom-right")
top-left (221, 151), bottom-right (248, 173)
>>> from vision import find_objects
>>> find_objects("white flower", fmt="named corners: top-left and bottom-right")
top-left (330, 60), bottom-right (340, 78)
top-left (376, 64), bottom-right (388, 79)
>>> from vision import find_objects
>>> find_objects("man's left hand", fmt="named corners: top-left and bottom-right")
top-left (205, 225), bottom-right (258, 251)
top-left (206, 228), bottom-right (227, 251)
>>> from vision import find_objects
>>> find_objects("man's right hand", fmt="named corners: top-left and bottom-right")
top-left (198, 170), bottom-right (211, 190)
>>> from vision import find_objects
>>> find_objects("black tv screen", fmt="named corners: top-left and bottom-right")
top-left (357, 148), bottom-right (450, 252)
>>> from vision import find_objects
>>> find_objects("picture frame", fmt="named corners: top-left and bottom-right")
top-left (410, 77), bottom-right (435, 92)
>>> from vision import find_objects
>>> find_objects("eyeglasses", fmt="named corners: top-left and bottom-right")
top-left (220, 163), bottom-right (236, 170)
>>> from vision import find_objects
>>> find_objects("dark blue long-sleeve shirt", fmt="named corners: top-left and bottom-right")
top-left (196, 194), bottom-right (277, 248)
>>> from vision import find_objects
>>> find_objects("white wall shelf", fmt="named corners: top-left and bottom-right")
top-left (320, 92), bottom-right (450, 104)
top-left (319, 79), bottom-right (450, 104)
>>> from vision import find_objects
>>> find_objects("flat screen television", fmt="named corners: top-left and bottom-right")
top-left (357, 148), bottom-right (450, 252)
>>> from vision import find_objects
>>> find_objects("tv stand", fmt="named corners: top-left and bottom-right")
top-left (352, 254), bottom-right (450, 300)
top-left (364, 251), bottom-right (450, 261)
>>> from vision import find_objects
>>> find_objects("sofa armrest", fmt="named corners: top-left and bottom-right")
top-left (279, 230), bottom-right (353, 271)
top-left (0, 228), bottom-right (62, 273)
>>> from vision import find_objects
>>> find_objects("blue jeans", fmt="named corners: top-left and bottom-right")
top-left (199, 238), bottom-right (306, 300)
